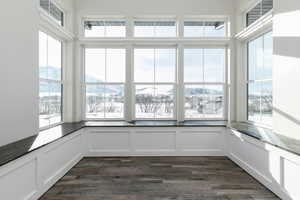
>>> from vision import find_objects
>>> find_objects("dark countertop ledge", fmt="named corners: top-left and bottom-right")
top-left (1, 120), bottom-right (300, 168)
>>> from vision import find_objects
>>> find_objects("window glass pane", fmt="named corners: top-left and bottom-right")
top-left (47, 35), bottom-right (61, 81)
top-left (203, 85), bottom-right (224, 118)
top-left (84, 21), bottom-right (125, 37)
top-left (135, 85), bottom-right (155, 118)
top-left (248, 82), bottom-right (261, 122)
top-left (155, 49), bottom-right (176, 82)
top-left (134, 21), bottom-right (176, 37)
top-left (184, 22), bottom-right (205, 37)
top-left (262, 32), bottom-right (273, 80)
top-left (135, 85), bottom-right (174, 119)
top-left (49, 82), bottom-right (62, 125)
top-left (203, 21), bottom-right (225, 37)
top-left (204, 48), bottom-right (225, 82)
top-left (86, 85), bottom-right (105, 119)
top-left (39, 31), bottom-right (62, 128)
top-left (185, 85), bottom-right (206, 118)
top-left (184, 21), bottom-right (225, 37)
top-left (134, 49), bottom-right (155, 82)
top-left (104, 85), bottom-right (124, 118)
top-left (155, 85), bottom-right (174, 118)
top-left (85, 49), bottom-right (106, 83)
top-left (184, 49), bottom-right (204, 82)
top-left (106, 49), bottom-right (126, 82)
top-left (39, 32), bottom-right (48, 79)
top-left (248, 36), bottom-right (263, 81)
top-left (39, 80), bottom-right (50, 127)
top-left (155, 22), bottom-right (177, 37)
top-left (261, 81), bottom-right (272, 125)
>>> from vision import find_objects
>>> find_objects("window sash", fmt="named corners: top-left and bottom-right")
top-left (39, 31), bottom-right (63, 129)
top-left (246, 31), bottom-right (273, 126)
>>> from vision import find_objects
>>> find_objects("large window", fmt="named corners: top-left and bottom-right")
top-left (184, 21), bottom-right (226, 37)
top-left (134, 21), bottom-right (177, 37)
top-left (85, 48), bottom-right (126, 119)
top-left (184, 48), bottom-right (225, 119)
top-left (82, 17), bottom-right (229, 121)
top-left (247, 31), bottom-right (273, 125)
top-left (246, 0), bottom-right (273, 27)
top-left (84, 20), bottom-right (126, 37)
top-left (134, 48), bottom-right (176, 119)
top-left (39, 31), bottom-right (63, 128)
top-left (40, 0), bottom-right (64, 26)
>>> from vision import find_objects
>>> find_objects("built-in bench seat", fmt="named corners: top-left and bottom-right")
top-left (0, 121), bottom-right (300, 200)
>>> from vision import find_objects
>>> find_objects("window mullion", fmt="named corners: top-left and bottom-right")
top-left (177, 44), bottom-right (184, 122)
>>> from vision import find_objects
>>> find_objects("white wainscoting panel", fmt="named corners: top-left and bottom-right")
top-left (0, 157), bottom-right (37, 200)
top-left (0, 130), bottom-right (84, 200)
top-left (177, 129), bottom-right (224, 156)
top-left (85, 127), bottom-right (226, 156)
top-left (87, 130), bottom-right (131, 156)
top-left (38, 132), bottom-right (84, 192)
top-left (226, 129), bottom-right (300, 200)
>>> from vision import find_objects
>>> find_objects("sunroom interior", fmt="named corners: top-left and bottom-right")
top-left (0, 0), bottom-right (300, 199)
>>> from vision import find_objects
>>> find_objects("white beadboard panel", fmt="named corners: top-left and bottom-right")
top-left (0, 157), bottom-right (37, 200)
top-left (38, 132), bottom-right (84, 188)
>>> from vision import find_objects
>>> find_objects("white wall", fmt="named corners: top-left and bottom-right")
top-left (0, 0), bottom-right (76, 146)
top-left (273, 0), bottom-right (300, 139)
top-left (0, 0), bottom-right (39, 146)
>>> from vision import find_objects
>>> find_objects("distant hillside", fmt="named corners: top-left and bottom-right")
top-left (40, 66), bottom-right (222, 95)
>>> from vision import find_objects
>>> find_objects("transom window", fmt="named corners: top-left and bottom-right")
top-left (247, 31), bottom-right (273, 126)
top-left (85, 48), bottom-right (126, 119)
top-left (39, 31), bottom-right (63, 128)
top-left (84, 20), bottom-right (126, 37)
top-left (134, 21), bottom-right (177, 37)
top-left (246, 0), bottom-right (273, 27)
top-left (184, 21), bottom-right (226, 37)
top-left (40, 0), bottom-right (64, 26)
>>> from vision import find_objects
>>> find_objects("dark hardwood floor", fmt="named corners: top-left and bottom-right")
top-left (39, 157), bottom-right (280, 200)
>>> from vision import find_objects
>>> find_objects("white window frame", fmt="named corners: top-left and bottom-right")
top-left (82, 17), bottom-right (127, 39)
top-left (39, 30), bottom-right (65, 130)
top-left (132, 46), bottom-right (178, 120)
top-left (133, 17), bottom-right (178, 38)
top-left (80, 15), bottom-right (230, 122)
top-left (83, 45), bottom-right (127, 121)
top-left (182, 46), bottom-right (228, 121)
top-left (182, 17), bottom-right (229, 38)
top-left (245, 30), bottom-right (273, 128)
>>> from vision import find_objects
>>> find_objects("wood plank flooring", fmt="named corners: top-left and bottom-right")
top-left (39, 157), bottom-right (280, 200)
